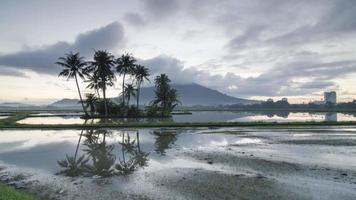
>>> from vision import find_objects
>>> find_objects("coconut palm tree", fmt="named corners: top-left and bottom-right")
top-left (56, 52), bottom-right (88, 116)
top-left (86, 74), bottom-right (101, 98)
top-left (133, 64), bottom-right (150, 110)
top-left (152, 74), bottom-right (180, 116)
top-left (124, 83), bottom-right (136, 106)
top-left (87, 50), bottom-right (116, 117)
top-left (116, 53), bottom-right (137, 106)
top-left (84, 93), bottom-right (98, 116)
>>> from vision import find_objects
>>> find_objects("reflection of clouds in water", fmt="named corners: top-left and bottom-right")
top-left (0, 130), bottom-right (80, 151)
top-left (13, 111), bottom-right (356, 125)
top-left (235, 138), bottom-right (262, 145)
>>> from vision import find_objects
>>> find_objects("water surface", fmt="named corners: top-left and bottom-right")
top-left (16, 111), bottom-right (356, 125)
top-left (1, 127), bottom-right (356, 199)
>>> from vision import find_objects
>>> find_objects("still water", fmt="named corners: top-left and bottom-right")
top-left (1, 127), bottom-right (356, 199)
top-left (16, 111), bottom-right (356, 125)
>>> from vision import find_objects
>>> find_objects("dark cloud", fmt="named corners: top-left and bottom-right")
top-left (225, 0), bottom-right (356, 51)
top-left (124, 13), bottom-right (146, 26)
top-left (227, 25), bottom-right (265, 50)
top-left (139, 54), bottom-right (356, 97)
top-left (142, 0), bottom-right (181, 18)
top-left (0, 22), bottom-right (125, 75)
top-left (0, 66), bottom-right (28, 78)
top-left (231, 60), bottom-right (356, 96)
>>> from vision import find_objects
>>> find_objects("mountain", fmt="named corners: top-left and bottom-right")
top-left (49, 83), bottom-right (258, 107)
top-left (138, 83), bottom-right (258, 106)
top-left (0, 102), bottom-right (37, 108)
top-left (49, 98), bottom-right (80, 107)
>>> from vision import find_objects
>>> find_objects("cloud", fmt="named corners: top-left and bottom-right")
top-left (142, 0), bottom-right (181, 18)
top-left (0, 66), bottom-right (28, 78)
top-left (224, 0), bottom-right (356, 51)
top-left (124, 13), bottom-right (146, 27)
top-left (139, 54), bottom-right (356, 97)
top-left (0, 22), bottom-right (125, 75)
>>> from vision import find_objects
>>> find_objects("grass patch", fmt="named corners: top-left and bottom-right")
top-left (1, 119), bottom-right (356, 129)
top-left (0, 182), bottom-right (34, 200)
top-left (1, 111), bottom-right (356, 129)
top-left (0, 112), bottom-right (31, 126)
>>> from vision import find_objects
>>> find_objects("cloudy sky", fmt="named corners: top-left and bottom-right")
top-left (0, 0), bottom-right (356, 104)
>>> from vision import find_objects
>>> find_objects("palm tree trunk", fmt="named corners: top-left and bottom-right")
top-left (136, 131), bottom-right (141, 152)
top-left (96, 89), bottom-right (101, 98)
top-left (136, 82), bottom-right (141, 110)
top-left (122, 73), bottom-right (126, 105)
top-left (75, 74), bottom-right (88, 116)
top-left (122, 133), bottom-right (126, 163)
top-left (74, 120), bottom-right (86, 161)
top-left (103, 85), bottom-right (108, 117)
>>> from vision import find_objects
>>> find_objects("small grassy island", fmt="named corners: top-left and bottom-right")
top-left (56, 51), bottom-right (180, 119)
top-left (0, 182), bottom-right (34, 200)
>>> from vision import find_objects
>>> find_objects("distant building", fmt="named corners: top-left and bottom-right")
top-left (324, 91), bottom-right (336, 104)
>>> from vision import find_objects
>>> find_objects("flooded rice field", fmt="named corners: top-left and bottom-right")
top-left (1, 126), bottom-right (356, 199)
top-left (16, 111), bottom-right (356, 125)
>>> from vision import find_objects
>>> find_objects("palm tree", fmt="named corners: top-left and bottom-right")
top-left (152, 74), bottom-right (180, 116)
top-left (133, 64), bottom-right (150, 110)
top-left (84, 93), bottom-right (98, 116)
top-left (56, 52), bottom-right (88, 116)
top-left (87, 50), bottom-right (116, 117)
top-left (124, 84), bottom-right (136, 106)
top-left (116, 53), bottom-right (137, 106)
top-left (86, 74), bottom-right (101, 98)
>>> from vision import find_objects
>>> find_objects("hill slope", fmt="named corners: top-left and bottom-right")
top-left (50, 83), bottom-right (258, 107)
top-left (139, 83), bottom-right (257, 106)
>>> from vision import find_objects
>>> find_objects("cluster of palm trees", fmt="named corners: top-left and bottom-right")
top-left (56, 51), bottom-right (150, 117)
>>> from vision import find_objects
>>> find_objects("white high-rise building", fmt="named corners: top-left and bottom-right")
top-left (324, 91), bottom-right (336, 104)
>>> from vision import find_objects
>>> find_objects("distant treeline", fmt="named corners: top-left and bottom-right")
top-left (229, 100), bottom-right (356, 110)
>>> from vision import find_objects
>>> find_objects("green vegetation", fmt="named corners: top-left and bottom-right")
top-left (212, 98), bottom-right (356, 112)
top-left (0, 112), bottom-right (30, 126)
top-left (148, 74), bottom-right (180, 117)
top-left (0, 182), bottom-right (34, 200)
top-left (56, 50), bottom-right (178, 118)
top-left (56, 52), bottom-right (88, 116)
top-left (1, 112), bottom-right (356, 129)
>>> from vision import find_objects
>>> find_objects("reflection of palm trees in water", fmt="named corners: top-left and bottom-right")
top-left (83, 129), bottom-right (116, 177)
top-left (115, 131), bottom-right (149, 174)
top-left (152, 130), bottom-right (178, 156)
top-left (57, 120), bottom-right (90, 177)
top-left (57, 126), bottom-right (148, 177)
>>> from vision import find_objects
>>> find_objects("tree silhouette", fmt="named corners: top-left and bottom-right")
top-left (87, 50), bottom-right (116, 117)
top-left (116, 53), bottom-right (136, 106)
top-left (84, 93), bottom-right (98, 116)
top-left (56, 52), bottom-right (88, 116)
top-left (124, 83), bottom-right (136, 106)
top-left (133, 64), bottom-right (150, 110)
top-left (86, 73), bottom-right (102, 98)
top-left (152, 74), bottom-right (180, 116)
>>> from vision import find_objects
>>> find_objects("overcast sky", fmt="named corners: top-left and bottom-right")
top-left (0, 0), bottom-right (356, 104)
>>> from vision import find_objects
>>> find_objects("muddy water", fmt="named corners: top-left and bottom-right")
top-left (1, 127), bottom-right (356, 199)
